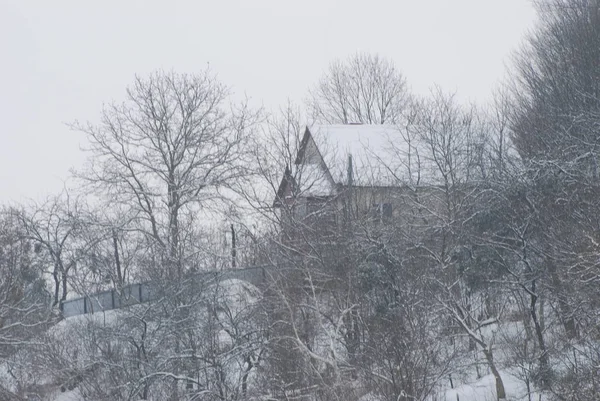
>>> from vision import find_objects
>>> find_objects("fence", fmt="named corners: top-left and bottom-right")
top-left (60, 266), bottom-right (267, 318)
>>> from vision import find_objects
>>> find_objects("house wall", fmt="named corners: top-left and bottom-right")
top-left (280, 185), bottom-right (443, 234)
top-left (303, 136), bottom-right (322, 164)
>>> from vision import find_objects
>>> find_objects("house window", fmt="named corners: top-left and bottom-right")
top-left (292, 198), bottom-right (307, 219)
top-left (370, 202), bottom-right (393, 222)
top-left (382, 203), bottom-right (393, 219)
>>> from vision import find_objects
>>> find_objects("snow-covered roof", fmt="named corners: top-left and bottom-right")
top-left (298, 124), bottom-right (415, 188)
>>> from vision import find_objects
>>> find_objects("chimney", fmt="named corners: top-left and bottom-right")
top-left (347, 154), bottom-right (354, 186)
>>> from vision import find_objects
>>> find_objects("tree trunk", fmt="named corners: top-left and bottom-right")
top-left (231, 224), bottom-right (237, 268)
top-left (53, 263), bottom-right (60, 306)
top-left (482, 348), bottom-right (506, 400)
top-left (112, 229), bottom-right (123, 286)
top-left (546, 259), bottom-right (577, 339)
top-left (241, 354), bottom-right (253, 396)
top-left (167, 178), bottom-right (181, 279)
top-left (57, 260), bottom-right (69, 304)
top-left (529, 280), bottom-right (551, 388)
top-left (61, 267), bottom-right (68, 303)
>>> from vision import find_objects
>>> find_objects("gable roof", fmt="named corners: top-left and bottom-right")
top-left (273, 166), bottom-right (296, 207)
top-left (300, 124), bottom-right (414, 187)
top-left (274, 124), bottom-right (424, 206)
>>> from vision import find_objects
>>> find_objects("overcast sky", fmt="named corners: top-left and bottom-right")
top-left (0, 0), bottom-right (537, 203)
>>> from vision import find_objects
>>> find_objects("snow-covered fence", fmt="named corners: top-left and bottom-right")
top-left (60, 266), bottom-right (268, 318)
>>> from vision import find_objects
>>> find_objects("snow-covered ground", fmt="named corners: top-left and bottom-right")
top-left (3, 276), bottom-right (590, 401)
top-left (1, 278), bottom-right (263, 401)
top-left (51, 388), bottom-right (82, 401)
top-left (443, 370), bottom-right (540, 401)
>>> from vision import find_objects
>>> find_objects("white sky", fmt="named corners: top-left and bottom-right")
top-left (0, 0), bottom-right (537, 203)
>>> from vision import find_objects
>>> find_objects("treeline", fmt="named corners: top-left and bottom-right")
top-left (1, 0), bottom-right (600, 400)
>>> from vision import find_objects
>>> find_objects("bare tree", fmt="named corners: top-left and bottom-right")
top-left (506, 6), bottom-right (600, 395)
top-left (0, 208), bottom-right (53, 400)
top-left (0, 208), bottom-right (51, 348)
top-left (73, 70), bottom-right (260, 279)
top-left (16, 193), bottom-right (90, 307)
top-left (509, 0), bottom-right (600, 164)
top-left (26, 271), bottom-right (266, 401)
top-left (308, 53), bottom-right (410, 124)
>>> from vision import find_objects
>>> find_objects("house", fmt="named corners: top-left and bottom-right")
top-left (273, 124), bottom-right (429, 237)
